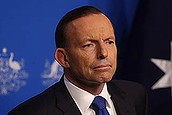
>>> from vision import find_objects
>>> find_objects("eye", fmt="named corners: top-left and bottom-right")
top-left (108, 40), bottom-right (114, 44)
top-left (82, 43), bottom-right (94, 48)
top-left (105, 39), bottom-right (114, 45)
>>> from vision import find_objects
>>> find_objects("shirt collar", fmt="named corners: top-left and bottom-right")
top-left (99, 83), bottom-right (112, 108)
top-left (64, 76), bottom-right (111, 114)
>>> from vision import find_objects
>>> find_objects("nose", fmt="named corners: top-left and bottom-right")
top-left (97, 43), bottom-right (108, 59)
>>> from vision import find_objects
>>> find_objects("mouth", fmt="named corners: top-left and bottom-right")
top-left (93, 64), bottom-right (111, 71)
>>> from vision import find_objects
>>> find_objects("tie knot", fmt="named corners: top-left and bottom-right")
top-left (92, 96), bottom-right (107, 110)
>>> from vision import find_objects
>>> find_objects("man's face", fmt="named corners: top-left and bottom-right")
top-left (64, 13), bottom-right (117, 86)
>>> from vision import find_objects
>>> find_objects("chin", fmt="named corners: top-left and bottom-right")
top-left (104, 77), bottom-right (113, 83)
top-left (98, 76), bottom-right (113, 83)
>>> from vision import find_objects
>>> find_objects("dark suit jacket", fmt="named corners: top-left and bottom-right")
top-left (8, 78), bottom-right (149, 115)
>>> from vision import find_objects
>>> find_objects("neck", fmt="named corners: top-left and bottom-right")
top-left (77, 81), bottom-right (105, 95)
top-left (65, 74), bottom-right (105, 95)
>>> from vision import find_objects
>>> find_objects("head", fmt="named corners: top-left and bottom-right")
top-left (54, 6), bottom-right (117, 93)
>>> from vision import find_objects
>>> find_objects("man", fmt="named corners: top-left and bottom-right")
top-left (8, 6), bottom-right (148, 115)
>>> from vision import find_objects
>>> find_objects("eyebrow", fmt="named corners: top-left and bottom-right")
top-left (81, 36), bottom-right (115, 44)
top-left (103, 36), bottom-right (115, 41)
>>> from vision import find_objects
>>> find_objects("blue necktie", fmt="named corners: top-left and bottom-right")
top-left (91, 96), bottom-right (110, 115)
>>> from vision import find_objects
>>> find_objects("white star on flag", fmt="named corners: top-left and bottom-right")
top-left (151, 41), bottom-right (172, 95)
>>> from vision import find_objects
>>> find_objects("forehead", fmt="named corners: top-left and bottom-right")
top-left (65, 14), bottom-right (115, 43)
top-left (70, 14), bottom-right (113, 29)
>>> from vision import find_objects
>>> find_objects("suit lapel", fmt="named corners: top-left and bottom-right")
top-left (52, 78), bottom-right (136, 115)
top-left (54, 77), bottom-right (82, 115)
top-left (107, 81), bottom-right (136, 115)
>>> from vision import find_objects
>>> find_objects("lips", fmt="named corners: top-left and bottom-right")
top-left (93, 64), bottom-right (111, 71)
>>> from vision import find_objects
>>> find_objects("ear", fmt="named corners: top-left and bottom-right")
top-left (54, 48), bottom-right (70, 68)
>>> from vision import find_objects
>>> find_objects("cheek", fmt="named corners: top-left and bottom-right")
top-left (68, 51), bottom-right (93, 68)
top-left (77, 49), bottom-right (96, 61)
top-left (109, 47), bottom-right (117, 66)
top-left (108, 46), bottom-right (116, 55)
top-left (79, 55), bottom-right (94, 69)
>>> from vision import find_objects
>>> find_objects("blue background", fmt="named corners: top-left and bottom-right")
top-left (0, 0), bottom-right (139, 114)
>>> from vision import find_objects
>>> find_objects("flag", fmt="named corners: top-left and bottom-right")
top-left (118, 0), bottom-right (172, 114)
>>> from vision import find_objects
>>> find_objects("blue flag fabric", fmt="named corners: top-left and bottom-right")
top-left (118, 0), bottom-right (172, 114)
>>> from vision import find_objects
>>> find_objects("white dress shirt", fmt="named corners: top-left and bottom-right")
top-left (64, 76), bottom-right (117, 115)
